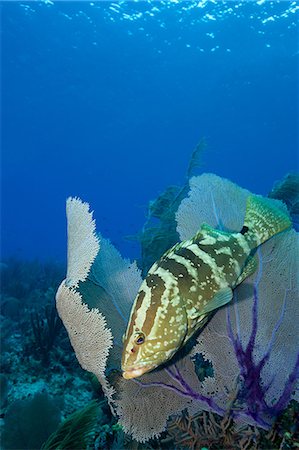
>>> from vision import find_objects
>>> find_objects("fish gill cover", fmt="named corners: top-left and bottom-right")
top-left (56, 173), bottom-right (298, 443)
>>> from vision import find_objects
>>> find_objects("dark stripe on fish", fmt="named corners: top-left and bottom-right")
top-left (198, 243), bottom-right (233, 268)
top-left (159, 258), bottom-right (193, 298)
top-left (125, 290), bottom-right (146, 342)
top-left (143, 274), bottom-right (166, 336)
top-left (146, 274), bottom-right (165, 291)
top-left (176, 246), bottom-right (215, 283)
top-left (176, 247), bottom-right (202, 268)
top-left (159, 257), bottom-right (190, 279)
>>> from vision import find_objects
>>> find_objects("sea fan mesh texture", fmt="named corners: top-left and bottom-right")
top-left (177, 174), bottom-right (298, 423)
top-left (57, 178), bottom-right (298, 442)
top-left (56, 283), bottom-right (115, 404)
top-left (89, 236), bottom-right (142, 323)
top-left (57, 198), bottom-right (114, 407)
top-left (176, 173), bottom-right (250, 237)
top-left (190, 230), bottom-right (298, 419)
top-left (66, 197), bottom-right (100, 288)
top-left (80, 236), bottom-right (142, 368)
top-left (117, 357), bottom-right (200, 442)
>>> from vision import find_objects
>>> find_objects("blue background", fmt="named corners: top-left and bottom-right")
top-left (1, 1), bottom-right (298, 263)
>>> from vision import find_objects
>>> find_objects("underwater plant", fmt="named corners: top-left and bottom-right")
top-left (269, 173), bottom-right (299, 231)
top-left (41, 400), bottom-right (99, 450)
top-left (0, 257), bottom-right (94, 450)
top-left (30, 304), bottom-right (63, 366)
top-left (56, 173), bottom-right (298, 443)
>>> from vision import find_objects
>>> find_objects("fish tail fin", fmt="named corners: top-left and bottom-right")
top-left (243, 195), bottom-right (292, 247)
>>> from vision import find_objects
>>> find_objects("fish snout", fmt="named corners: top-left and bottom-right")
top-left (122, 364), bottom-right (155, 380)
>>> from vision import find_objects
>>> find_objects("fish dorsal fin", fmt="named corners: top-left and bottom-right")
top-left (200, 287), bottom-right (233, 315)
top-left (235, 255), bottom-right (258, 286)
top-left (193, 224), bottom-right (231, 244)
top-left (163, 241), bottom-right (182, 258)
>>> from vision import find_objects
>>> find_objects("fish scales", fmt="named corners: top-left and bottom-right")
top-left (158, 257), bottom-right (196, 299)
top-left (169, 245), bottom-right (221, 309)
top-left (194, 236), bottom-right (249, 285)
top-left (122, 194), bottom-right (292, 379)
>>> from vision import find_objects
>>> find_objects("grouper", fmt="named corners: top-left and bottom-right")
top-left (121, 195), bottom-right (291, 380)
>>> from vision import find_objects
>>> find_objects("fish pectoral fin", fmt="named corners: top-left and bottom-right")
top-left (201, 287), bottom-right (233, 315)
top-left (235, 255), bottom-right (258, 286)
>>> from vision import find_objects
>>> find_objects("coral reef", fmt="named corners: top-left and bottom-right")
top-left (1, 167), bottom-right (297, 449)
top-left (56, 173), bottom-right (298, 445)
top-left (162, 401), bottom-right (299, 449)
top-left (0, 258), bottom-right (96, 449)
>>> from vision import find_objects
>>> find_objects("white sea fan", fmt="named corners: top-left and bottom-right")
top-left (56, 282), bottom-right (115, 407)
top-left (57, 197), bottom-right (114, 409)
top-left (66, 197), bottom-right (100, 288)
top-left (89, 236), bottom-right (142, 323)
top-left (79, 236), bottom-right (142, 367)
top-left (176, 173), bottom-right (251, 239)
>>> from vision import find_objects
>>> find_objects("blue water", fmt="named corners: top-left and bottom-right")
top-left (2, 1), bottom-right (298, 263)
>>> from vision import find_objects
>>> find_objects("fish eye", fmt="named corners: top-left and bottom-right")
top-left (135, 333), bottom-right (145, 345)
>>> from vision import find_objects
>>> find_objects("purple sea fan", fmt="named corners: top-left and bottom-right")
top-left (190, 231), bottom-right (298, 427)
top-left (117, 174), bottom-right (298, 440)
top-left (178, 174), bottom-right (299, 428)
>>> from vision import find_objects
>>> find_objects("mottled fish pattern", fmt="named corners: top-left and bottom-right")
top-left (122, 195), bottom-right (291, 379)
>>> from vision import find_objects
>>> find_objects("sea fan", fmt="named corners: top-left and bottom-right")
top-left (56, 174), bottom-right (298, 442)
top-left (56, 198), bottom-right (114, 407)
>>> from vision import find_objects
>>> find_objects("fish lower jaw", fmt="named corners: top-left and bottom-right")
top-left (122, 364), bottom-right (155, 380)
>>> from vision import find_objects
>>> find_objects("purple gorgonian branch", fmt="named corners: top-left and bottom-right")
top-left (133, 363), bottom-right (225, 416)
top-left (132, 248), bottom-right (298, 428)
top-left (226, 249), bottom-right (299, 427)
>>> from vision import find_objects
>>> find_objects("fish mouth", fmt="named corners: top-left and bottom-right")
top-left (122, 364), bottom-right (155, 380)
